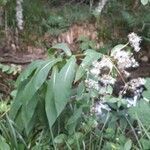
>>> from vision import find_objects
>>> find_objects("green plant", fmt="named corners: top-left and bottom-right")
top-left (78, 36), bottom-right (97, 51)
top-left (0, 63), bottom-right (21, 75)
top-left (7, 32), bottom-right (150, 149)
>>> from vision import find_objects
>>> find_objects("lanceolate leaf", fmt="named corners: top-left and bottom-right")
top-left (52, 43), bottom-right (72, 57)
top-left (21, 93), bottom-right (39, 135)
top-left (45, 67), bottom-right (58, 128)
top-left (16, 60), bottom-right (44, 86)
top-left (9, 58), bottom-right (61, 120)
top-left (21, 58), bottom-right (61, 105)
top-left (75, 49), bottom-right (101, 82)
top-left (54, 56), bottom-right (76, 117)
top-left (9, 80), bottom-right (29, 120)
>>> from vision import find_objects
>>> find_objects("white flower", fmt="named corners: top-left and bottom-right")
top-left (128, 78), bottom-right (146, 90)
top-left (128, 32), bottom-right (142, 52)
top-left (85, 79), bottom-right (99, 91)
top-left (111, 49), bottom-right (139, 69)
top-left (92, 56), bottom-right (113, 71)
top-left (126, 96), bottom-right (138, 107)
top-left (122, 70), bottom-right (130, 77)
top-left (90, 68), bottom-right (100, 77)
top-left (130, 57), bottom-right (139, 67)
top-left (124, 78), bottom-right (145, 107)
top-left (100, 74), bottom-right (116, 86)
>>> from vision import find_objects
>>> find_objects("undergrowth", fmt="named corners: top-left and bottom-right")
top-left (0, 1), bottom-right (150, 150)
top-left (0, 33), bottom-right (149, 149)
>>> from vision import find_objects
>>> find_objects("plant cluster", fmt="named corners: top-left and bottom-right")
top-left (0, 63), bottom-right (21, 75)
top-left (0, 33), bottom-right (149, 149)
top-left (0, 1), bottom-right (149, 149)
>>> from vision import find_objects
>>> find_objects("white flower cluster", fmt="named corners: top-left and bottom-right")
top-left (95, 0), bottom-right (108, 15)
top-left (100, 74), bottom-right (116, 86)
top-left (85, 32), bottom-right (145, 116)
top-left (111, 33), bottom-right (145, 107)
top-left (85, 56), bottom-right (115, 115)
top-left (128, 32), bottom-right (142, 52)
top-left (111, 48), bottom-right (139, 70)
top-left (93, 56), bottom-right (113, 71)
top-left (111, 32), bottom-right (142, 71)
top-left (85, 79), bottom-right (99, 91)
top-left (85, 56), bottom-right (115, 92)
top-left (128, 78), bottom-right (146, 89)
top-left (125, 78), bottom-right (146, 107)
top-left (16, 0), bottom-right (24, 30)
top-left (91, 56), bottom-right (113, 76)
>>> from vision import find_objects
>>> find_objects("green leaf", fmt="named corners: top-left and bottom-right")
top-left (9, 58), bottom-right (61, 120)
top-left (52, 43), bottom-right (72, 57)
top-left (45, 67), bottom-right (58, 128)
top-left (54, 134), bottom-right (67, 144)
top-left (9, 80), bottom-right (29, 120)
top-left (21, 93), bottom-right (39, 135)
top-left (140, 139), bottom-right (150, 150)
top-left (6, 115), bottom-right (18, 149)
top-left (0, 135), bottom-right (10, 150)
top-left (75, 49), bottom-right (101, 82)
top-left (2, 65), bottom-right (10, 72)
top-left (111, 44), bottom-right (127, 56)
top-left (54, 56), bottom-right (76, 117)
top-left (16, 60), bottom-right (44, 86)
top-left (124, 139), bottom-right (132, 150)
top-left (143, 78), bottom-right (150, 100)
top-left (76, 81), bottom-right (85, 100)
top-left (66, 107), bottom-right (82, 134)
top-left (129, 100), bottom-right (150, 126)
top-left (21, 58), bottom-right (61, 105)
top-left (141, 0), bottom-right (149, 5)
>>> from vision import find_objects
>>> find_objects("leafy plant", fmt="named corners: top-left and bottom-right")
top-left (0, 63), bottom-right (21, 75)
top-left (7, 33), bottom-right (150, 149)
